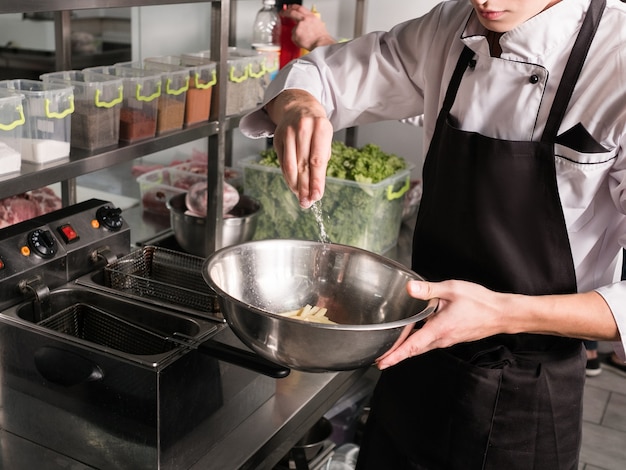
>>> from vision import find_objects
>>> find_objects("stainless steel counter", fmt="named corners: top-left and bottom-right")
top-left (0, 202), bottom-right (410, 469)
top-left (192, 367), bottom-right (367, 469)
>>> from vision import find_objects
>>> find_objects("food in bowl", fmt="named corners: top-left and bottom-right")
top-left (277, 304), bottom-right (336, 324)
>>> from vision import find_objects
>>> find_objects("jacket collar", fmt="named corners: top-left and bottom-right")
top-left (460, 0), bottom-right (591, 63)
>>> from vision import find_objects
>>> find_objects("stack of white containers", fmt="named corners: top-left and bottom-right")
top-left (0, 79), bottom-right (74, 165)
top-left (0, 88), bottom-right (25, 175)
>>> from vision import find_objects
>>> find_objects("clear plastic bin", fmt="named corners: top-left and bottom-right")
top-left (0, 88), bottom-right (25, 175)
top-left (137, 163), bottom-right (242, 215)
top-left (137, 166), bottom-right (207, 216)
top-left (0, 79), bottom-right (73, 164)
top-left (41, 70), bottom-right (123, 150)
top-left (253, 45), bottom-right (280, 83)
top-left (182, 47), bottom-right (266, 116)
top-left (84, 65), bottom-right (161, 143)
top-left (116, 60), bottom-right (189, 135)
top-left (241, 155), bottom-right (411, 254)
top-left (145, 55), bottom-right (216, 126)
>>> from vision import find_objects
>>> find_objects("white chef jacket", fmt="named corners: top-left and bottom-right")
top-left (240, 0), bottom-right (626, 353)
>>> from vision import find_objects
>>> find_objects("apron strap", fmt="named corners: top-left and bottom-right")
top-left (439, 0), bottom-right (606, 144)
top-left (541, 0), bottom-right (606, 142)
top-left (439, 46), bottom-right (475, 118)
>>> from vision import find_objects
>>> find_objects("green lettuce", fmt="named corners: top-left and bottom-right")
top-left (244, 142), bottom-right (409, 254)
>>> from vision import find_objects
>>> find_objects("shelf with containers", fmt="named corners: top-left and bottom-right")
top-left (0, 0), bottom-right (367, 253)
top-left (0, 0), bottom-right (233, 253)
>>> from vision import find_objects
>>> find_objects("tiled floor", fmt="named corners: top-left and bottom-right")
top-left (580, 351), bottom-right (626, 470)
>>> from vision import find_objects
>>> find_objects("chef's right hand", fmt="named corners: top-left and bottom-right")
top-left (282, 4), bottom-right (337, 51)
top-left (265, 89), bottom-right (334, 208)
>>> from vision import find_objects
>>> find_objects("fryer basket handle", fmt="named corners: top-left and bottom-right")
top-left (198, 339), bottom-right (290, 379)
top-left (34, 346), bottom-right (104, 387)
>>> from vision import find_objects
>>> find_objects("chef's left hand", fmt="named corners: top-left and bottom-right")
top-left (376, 279), bottom-right (510, 369)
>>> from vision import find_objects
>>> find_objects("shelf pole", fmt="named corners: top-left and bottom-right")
top-left (54, 10), bottom-right (78, 206)
top-left (345, 0), bottom-right (366, 147)
top-left (205, 0), bottom-right (231, 253)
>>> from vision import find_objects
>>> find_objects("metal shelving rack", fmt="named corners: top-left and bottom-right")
top-left (0, 0), bottom-right (367, 252)
top-left (0, 0), bottom-right (231, 253)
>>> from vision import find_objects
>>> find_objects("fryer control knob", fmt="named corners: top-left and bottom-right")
top-left (96, 206), bottom-right (123, 232)
top-left (28, 229), bottom-right (57, 258)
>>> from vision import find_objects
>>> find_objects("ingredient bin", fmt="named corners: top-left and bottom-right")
top-left (137, 166), bottom-right (206, 216)
top-left (0, 79), bottom-right (74, 164)
top-left (137, 164), bottom-right (242, 216)
top-left (241, 152), bottom-right (411, 254)
top-left (117, 60), bottom-right (189, 135)
top-left (0, 88), bottom-right (25, 175)
top-left (41, 70), bottom-right (123, 150)
top-left (144, 55), bottom-right (216, 126)
top-left (84, 65), bottom-right (161, 143)
top-left (182, 48), bottom-right (266, 116)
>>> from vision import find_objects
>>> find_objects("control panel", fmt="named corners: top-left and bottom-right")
top-left (0, 199), bottom-right (131, 310)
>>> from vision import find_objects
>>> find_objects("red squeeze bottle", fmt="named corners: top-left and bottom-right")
top-left (279, 4), bottom-right (301, 68)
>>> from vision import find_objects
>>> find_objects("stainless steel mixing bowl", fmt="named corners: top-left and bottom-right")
top-left (167, 192), bottom-right (261, 257)
top-left (202, 239), bottom-right (438, 372)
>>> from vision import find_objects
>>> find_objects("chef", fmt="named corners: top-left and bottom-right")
top-left (240, 0), bottom-right (626, 468)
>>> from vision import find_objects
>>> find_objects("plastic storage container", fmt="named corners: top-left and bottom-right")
top-left (241, 155), bottom-right (411, 254)
top-left (0, 79), bottom-right (73, 164)
top-left (171, 162), bottom-right (243, 192)
top-left (84, 65), bottom-right (161, 143)
top-left (144, 55), bottom-right (216, 126)
top-left (117, 60), bottom-right (189, 135)
top-left (137, 164), bottom-right (241, 216)
top-left (137, 166), bottom-right (206, 216)
top-left (0, 88), bottom-right (25, 175)
top-left (183, 48), bottom-right (267, 116)
top-left (41, 70), bottom-right (123, 150)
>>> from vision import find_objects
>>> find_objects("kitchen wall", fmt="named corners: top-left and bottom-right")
top-left (0, 8), bottom-right (131, 51)
top-left (132, 0), bottom-right (441, 175)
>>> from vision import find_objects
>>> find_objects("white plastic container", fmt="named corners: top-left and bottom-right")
top-left (145, 55), bottom-right (216, 126)
top-left (84, 65), bottom-right (161, 143)
top-left (116, 60), bottom-right (189, 135)
top-left (0, 89), bottom-right (25, 175)
top-left (41, 70), bottom-right (123, 150)
top-left (0, 79), bottom-right (73, 164)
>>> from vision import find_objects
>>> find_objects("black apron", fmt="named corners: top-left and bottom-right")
top-left (357, 1), bottom-right (605, 469)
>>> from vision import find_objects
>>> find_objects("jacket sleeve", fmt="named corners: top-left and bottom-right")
top-left (240, 2), bottom-right (462, 137)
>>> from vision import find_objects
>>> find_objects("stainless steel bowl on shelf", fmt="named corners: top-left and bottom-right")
top-left (202, 239), bottom-right (438, 372)
top-left (167, 192), bottom-right (261, 257)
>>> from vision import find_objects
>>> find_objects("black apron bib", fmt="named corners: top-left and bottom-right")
top-left (357, 1), bottom-right (605, 469)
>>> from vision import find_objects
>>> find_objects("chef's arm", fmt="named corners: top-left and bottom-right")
top-left (376, 280), bottom-right (620, 370)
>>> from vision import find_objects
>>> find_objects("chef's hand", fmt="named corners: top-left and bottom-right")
top-left (376, 279), bottom-right (510, 369)
top-left (282, 5), bottom-right (337, 51)
top-left (265, 89), bottom-right (333, 208)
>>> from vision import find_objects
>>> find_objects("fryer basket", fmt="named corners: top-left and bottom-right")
top-left (104, 246), bottom-right (220, 315)
top-left (39, 302), bottom-right (177, 356)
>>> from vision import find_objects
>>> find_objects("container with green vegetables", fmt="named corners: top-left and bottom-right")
top-left (240, 142), bottom-right (411, 254)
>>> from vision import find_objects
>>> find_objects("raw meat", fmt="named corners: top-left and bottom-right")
top-left (0, 187), bottom-right (63, 228)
